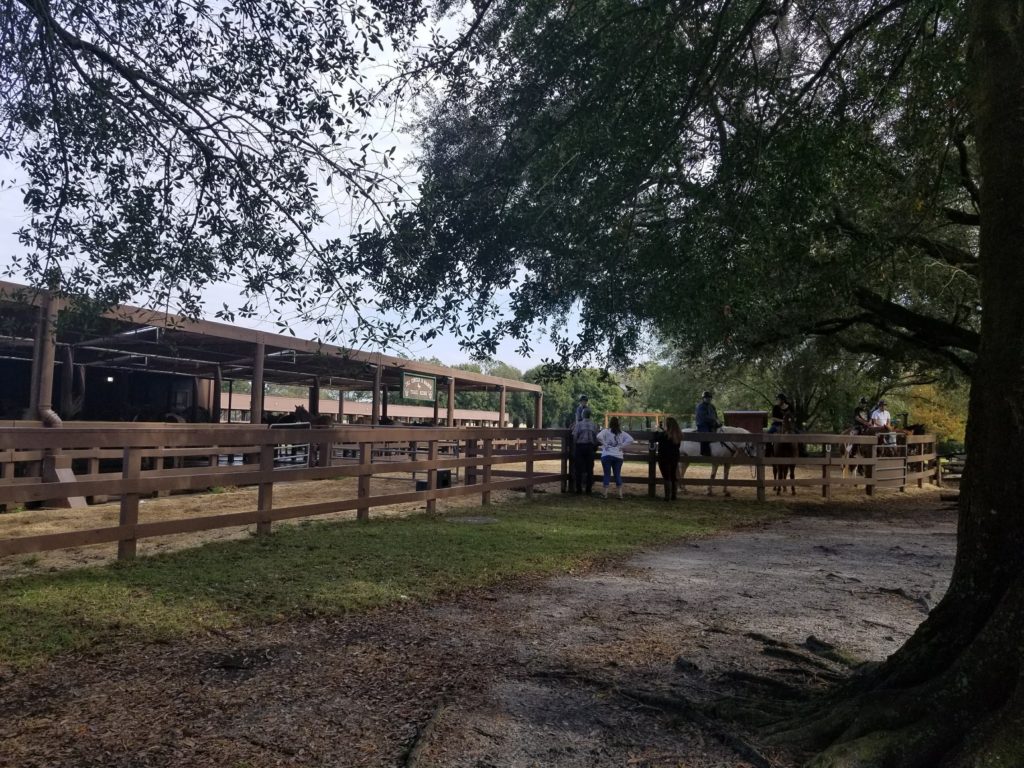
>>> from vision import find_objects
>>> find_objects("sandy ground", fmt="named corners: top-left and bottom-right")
top-left (0, 491), bottom-right (956, 767)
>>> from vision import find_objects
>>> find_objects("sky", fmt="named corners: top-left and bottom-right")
top-left (0, 6), bottom-right (565, 375)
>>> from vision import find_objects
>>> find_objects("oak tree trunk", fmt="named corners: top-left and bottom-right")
top-left (800, 2), bottom-right (1024, 764)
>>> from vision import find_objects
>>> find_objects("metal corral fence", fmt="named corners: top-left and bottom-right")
top-left (0, 424), bottom-right (938, 560)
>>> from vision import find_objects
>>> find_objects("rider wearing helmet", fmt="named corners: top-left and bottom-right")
top-left (695, 390), bottom-right (721, 456)
top-left (853, 397), bottom-right (873, 434)
top-left (768, 392), bottom-right (792, 434)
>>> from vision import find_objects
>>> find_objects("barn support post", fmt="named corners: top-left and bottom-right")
top-left (381, 384), bottom-right (389, 422)
top-left (35, 294), bottom-right (60, 424)
top-left (371, 363), bottom-right (382, 425)
top-left (499, 386), bottom-right (507, 428)
top-left (308, 377), bottom-right (320, 420)
top-left (251, 340), bottom-right (266, 424)
top-left (534, 392), bottom-right (543, 429)
top-left (447, 377), bottom-right (456, 427)
top-left (212, 366), bottom-right (223, 423)
top-left (26, 303), bottom-right (44, 417)
top-left (433, 382), bottom-right (441, 425)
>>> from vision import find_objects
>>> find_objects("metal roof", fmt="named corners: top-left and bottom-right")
top-left (0, 281), bottom-right (541, 394)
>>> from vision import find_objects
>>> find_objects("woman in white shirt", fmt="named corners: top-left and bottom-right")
top-left (596, 417), bottom-right (634, 499)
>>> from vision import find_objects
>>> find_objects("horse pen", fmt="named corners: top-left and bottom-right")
top-left (0, 422), bottom-right (940, 564)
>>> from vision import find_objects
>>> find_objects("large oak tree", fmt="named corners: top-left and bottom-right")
top-left (370, 0), bottom-right (1024, 763)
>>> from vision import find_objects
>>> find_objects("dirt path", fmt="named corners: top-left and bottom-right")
top-left (0, 495), bottom-right (956, 767)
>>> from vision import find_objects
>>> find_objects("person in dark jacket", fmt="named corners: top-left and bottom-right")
top-left (570, 407), bottom-right (598, 494)
top-left (695, 390), bottom-right (721, 457)
top-left (653, 417), bottom-right (683, 500)
top-left (768, 393), bottom-right (793, 433)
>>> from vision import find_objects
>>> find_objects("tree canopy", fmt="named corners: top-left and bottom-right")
top-left (361, 0), bottom-right (978, 374)
top-left (2, 0), bottom-right (426, 343)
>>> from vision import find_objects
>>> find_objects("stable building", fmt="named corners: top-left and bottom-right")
top-left (0, 281), bottom-right (543, 428)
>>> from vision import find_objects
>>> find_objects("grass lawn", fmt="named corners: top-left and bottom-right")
top-left (0, 495), bottom-right (782, 668)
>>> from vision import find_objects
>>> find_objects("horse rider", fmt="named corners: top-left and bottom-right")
top-left (852, 397), bottom-right (874, 435)
top-left (768, 393), bottom-right (793, 433)
top-left (695, 390), bottom-right (721, 457)
top-left (871, 399), bottom-right (893, 429)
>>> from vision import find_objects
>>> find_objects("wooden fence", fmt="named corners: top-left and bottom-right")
top-left (0, 424), bottom-right (938, 560)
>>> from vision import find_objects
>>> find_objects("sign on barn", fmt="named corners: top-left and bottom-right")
top-left (402, 373), bottom-right (436, 402)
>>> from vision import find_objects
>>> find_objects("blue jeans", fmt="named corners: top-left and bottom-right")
top-left (601, 455), bottom-right (624, 487)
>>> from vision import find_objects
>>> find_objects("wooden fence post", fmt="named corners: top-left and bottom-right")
top-left (482, 438), bottom-right (492, 505)
top-left (257, 443), bottom-right (274, 536)
top-left (755, 441), bottom-right (766, 502)
top-left (118, 447), bottom-right (141, 560)
top-left (357, 441), bottom-right (372, 522)
top-left (465, 438), bottom-right (477, 486)
top-left (647, 439), bottom-right (657, 498)
top-left (525, 436), bottom-right (535, 500)
top-left (560, 434), bottom-right (570, 493)
top-left (865, 443), bottom-right (876, 496)
top-left (822, 442), bottom-right (832, 500)
top-left (427, 440), bottom-right (438, 515)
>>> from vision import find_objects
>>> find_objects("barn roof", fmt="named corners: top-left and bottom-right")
top-left (0, 281), bottom-right (541, 395)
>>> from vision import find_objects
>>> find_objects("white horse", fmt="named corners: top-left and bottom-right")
top-left (679, 426), bottom-right (752, 496)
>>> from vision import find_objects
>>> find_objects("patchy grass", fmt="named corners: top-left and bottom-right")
top-left (0, 495), bottom-right (781, 667)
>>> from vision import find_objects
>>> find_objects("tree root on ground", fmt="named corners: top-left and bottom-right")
top-left (530, 666), bottom-right (780, 768)
top-left (762, 576), bottom-right (1024, 767)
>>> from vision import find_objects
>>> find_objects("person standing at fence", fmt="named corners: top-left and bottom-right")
top-left (597, 416), bottom-right (634, 499)
top-left (571, 407), bottom-right (598, 495)
top-left (574, 394), bottom-right (589, 424)
top-left (652, 417), bottom-right (683, 501)
top-left (695, 390), bottom-right (721, 457)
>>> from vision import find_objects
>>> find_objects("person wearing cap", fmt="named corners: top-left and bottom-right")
top-left (574, 394), bottom-right (589, 424)
top-left (695, 390), bottom-right (721, 457)
top-left (870, 400), bottom-right (892, 429)
top-left (571, 407), bottom-right (598, 495)
top-left (768, 393), bottom-right (793, 434)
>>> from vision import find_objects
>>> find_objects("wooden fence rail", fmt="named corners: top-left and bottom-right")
top-left (0, 424), bottom-right (939, 560)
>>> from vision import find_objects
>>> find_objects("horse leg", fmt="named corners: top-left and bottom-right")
top-left (789, 462), bottom-right (797, 495)
top-left (723, 464), bottom-right (731, 497)
top-left (679, 460), bottom-right (689, 494)
top-left (707, 463), bottom-right (716, 496)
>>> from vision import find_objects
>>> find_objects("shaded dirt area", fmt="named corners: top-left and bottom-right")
top-left (0, 492), bottom-right (956, 767)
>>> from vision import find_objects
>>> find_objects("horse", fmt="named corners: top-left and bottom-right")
top-left (767, 412), bottom-right (798, 495)
top-left (679, 426), bottom-right (752, 496)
